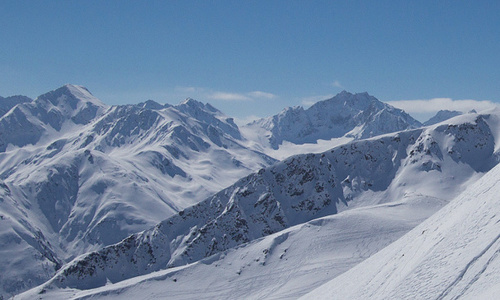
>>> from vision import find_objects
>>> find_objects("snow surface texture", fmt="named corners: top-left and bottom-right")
top-left (246, 91), bottom-right (422, 149)
top-left (0, 85), bottom-right (275, 297)
top-left (302, 148), bottom-right (500, 300)
top-left (17, 111), bottom-right (500, 299)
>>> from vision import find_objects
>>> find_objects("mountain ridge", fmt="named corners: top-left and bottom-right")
top-left (247, 91), bottom-right (422, 149)
top-left (31, 112), bottom-right (499, 293)
top-left (302, 142), bottom-right (500, 299)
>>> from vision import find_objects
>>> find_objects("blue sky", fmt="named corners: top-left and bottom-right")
top-left (1, 0), bottom-right (499, 122)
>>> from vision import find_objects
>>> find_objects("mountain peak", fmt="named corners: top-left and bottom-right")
top-left (331, 90), bottom-right (373, 102)
top-left (26, 85), bottom-right (108, 128)
top-left (180, 97), bottom-right (200, 106)
top-left (423, 110), bottom-right (463, 126)
top-left (335, 90), bottom-right (368, 98)
top-left (252, 91), bottom-right (420, 148)
top-left (63, 83), bottom-right (91, 94)
top-left (138, 99), bottom-right (166, 110)
top-left (307, 91), bottom-right (378, 113)
top-left (36, 84), bottom-right (106, 109)
top-left (178, 98), bottom-right (221, 114)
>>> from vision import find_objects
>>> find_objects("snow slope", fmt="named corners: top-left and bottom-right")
top-left (19, 111), bottom-right (500, 298)
top-left (0, 85), bottom-right (275, 297)
top-left (245, 91), bottom-right (422, 150)
top-left (15, 194), bottom-right (446, 300)
top-left (302, 149), bottom-right (500, 300)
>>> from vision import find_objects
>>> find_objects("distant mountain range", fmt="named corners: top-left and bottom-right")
top-left (1, 85), bottom-right (495, 299)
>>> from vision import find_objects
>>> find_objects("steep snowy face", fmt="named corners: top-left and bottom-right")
top-left (423, 109), bottom-right (463, 126)
top-left (301, 154), bottom-right (500, 300)
top-left (0, 86), bottom-right (275, 298)
top-left (42, 113), bottom-right (499, 291)
top-left (248, 91), bottom-right (422, 149)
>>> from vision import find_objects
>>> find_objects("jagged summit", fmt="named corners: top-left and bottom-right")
top-left (137, 99), bottom-right (166, 110)
top-left (249, 91), bottom-right (422, 148)
top-left (180, 97), bottom-right (198, 105)
top-left (311, 91), bottom-right (376, 110)
top-left (179, 97), bottom-right (207, 109)
top-left (178, 97), bottom-right (220, 114)
top-left (175, 97), bottom-right (241, 140)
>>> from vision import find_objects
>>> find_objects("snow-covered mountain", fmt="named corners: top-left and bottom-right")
top-left (423, 109), bottom-right (463, 126)
top-left (0, 85), bottom-right (275, 297)
top-left (16, 194), bottom-right (446, 300)
top-left (0, 95), bottom-right (32, 117)
top-left (246, 91), bottom-right (422, 149)
top-left (302, 138), bottom-right (500, 300)
top-left (6, 85), bottom-right (500, 299)
top-left (21, 111), bottom-right (500, 298)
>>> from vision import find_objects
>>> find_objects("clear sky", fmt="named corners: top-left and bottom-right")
top-left (1, 0), bottom-right (499, 122)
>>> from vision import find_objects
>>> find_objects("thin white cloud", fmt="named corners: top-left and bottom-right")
top-left (331, 80), bottom-right (343, 89)
top-left (174, 86), bottom-right (204, 93)
top-left (208, 90), bottom-right (277, 102)
top-left (248, 91), bottom-right (277, 99)
top-left (208, 92), bottom-right (251, 101)
top-left (387, 98), bottom-right (498, 114)
top-left (301, 94), bottom-right (335, 107)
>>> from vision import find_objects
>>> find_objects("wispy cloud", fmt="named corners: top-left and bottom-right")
top-left (387, 98), bottom-right (498, 114)
top-left (248, 91), bottom-right (277, 99)
top-left (208, 90), bottom-right (277, 101)
top-left (208, 92), bottom-right (251, 101)
top-left (301, 94), bottom-right (335, 107)
top-left (331, 80), bottom-right (343, 89)
top-left (98, 86), bottom-right (275, 106)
